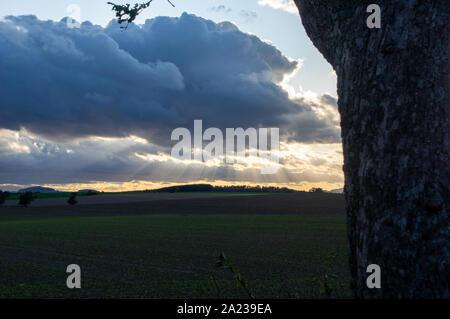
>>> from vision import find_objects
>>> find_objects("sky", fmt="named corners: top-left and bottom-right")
top-left (0, 0), bottom-right (343, 192)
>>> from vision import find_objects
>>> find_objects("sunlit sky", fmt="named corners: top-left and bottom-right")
top-left (0, 0), bottom-right (343, 192)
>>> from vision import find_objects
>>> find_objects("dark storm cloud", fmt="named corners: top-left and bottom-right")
top-left (0, 13), bottom-right (340, 145)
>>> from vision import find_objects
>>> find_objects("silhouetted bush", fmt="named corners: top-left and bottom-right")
top-left (68, 193), bottom-right (78, 206)
top-left (0, 190), bottom-right (11, 206)
top-left (19, 191), bottom-right (34, 207)
top-left (309, 187), bottom-right (324, 193)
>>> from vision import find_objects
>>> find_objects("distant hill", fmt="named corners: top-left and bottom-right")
top-left (151, 184), bottom-right (214, 193)
top-left (149, 184), bottom-right (298, 194)
top-left (18, 186), bottom-right (58, 193)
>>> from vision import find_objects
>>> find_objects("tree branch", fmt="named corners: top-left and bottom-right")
top-left (107, 0), bottom-right (175, 30)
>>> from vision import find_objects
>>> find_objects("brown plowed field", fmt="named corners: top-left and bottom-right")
top-left (0, 193), bottom-right (345, 217)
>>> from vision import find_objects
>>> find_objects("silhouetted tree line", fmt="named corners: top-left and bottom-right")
top-left (148, 184), bottom-right (299, 194)
top-left (0, 190), bottom-right (35, 207)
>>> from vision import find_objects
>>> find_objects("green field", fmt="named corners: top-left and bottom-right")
top-left (0, 215), bottom-right (351, 298)
top-left (5, 192), bottom-right (96, 201)
top-left (5, 191), bottom-right (271, 201)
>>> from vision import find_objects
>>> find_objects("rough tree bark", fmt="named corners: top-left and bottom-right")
top-left (294, 0), bottom-right (449, 298)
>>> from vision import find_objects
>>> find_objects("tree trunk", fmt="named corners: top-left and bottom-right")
top-left (294, 0), bottom-right (449, 298)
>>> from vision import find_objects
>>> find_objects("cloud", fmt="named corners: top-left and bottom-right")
top-left (258, 0), bottom-right (298, 14)
top-left (0, 13), bottom-right (339, 145)
top-left (0, 13), bottom-right (343, 189)
top-left (240, 10), bottom-right (258, 23)
top-left (209, 5), bottom-right (232, 14)
top-left (0, 129), bottom-right (343, 189)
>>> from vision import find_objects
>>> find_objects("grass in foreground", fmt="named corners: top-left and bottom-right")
top-left (0, 215), bottom-right (351, 298)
